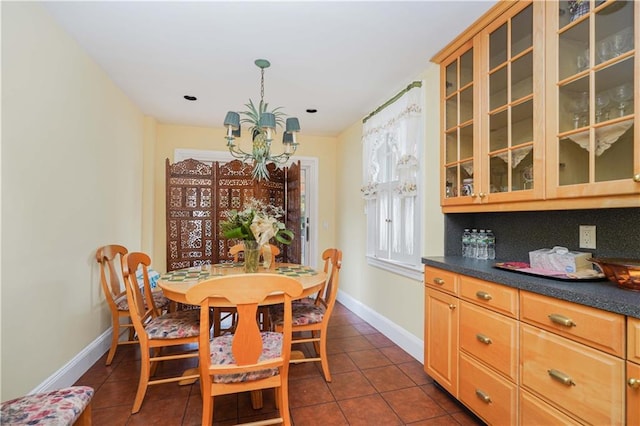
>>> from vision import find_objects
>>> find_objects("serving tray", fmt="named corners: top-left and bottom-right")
top-left (494, 261), bottom-right (606, 282)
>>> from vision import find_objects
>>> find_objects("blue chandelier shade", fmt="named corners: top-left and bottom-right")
top-left (258, 112), bottom-right (276, 130)
top-left (224, 111), bottom-right (240, 129)
top-left (285, 117), bottom-right (300, 133)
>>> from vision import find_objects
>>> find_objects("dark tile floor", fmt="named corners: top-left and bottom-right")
top-left (75, 302), bottom-right (485, 425)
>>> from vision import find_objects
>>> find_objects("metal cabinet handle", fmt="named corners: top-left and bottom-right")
top-left (548, 313), bottom-right (576, 327)
top-left (449, 304), bottom-right (456, 310)
top-left (633, 173), bottom-right (640, 183)
top-left (629, 378), bottom-right (640, 389)
top-left (433, 277), bottom-right (445, 285)
top-left (476, 333), bottom-right (492, 345)
top-left (479, 192), bottom-right (487, 198)
top-left (476, 291), bottom-right (492, 301)
top-left (548, 369), bottom-right (575, 386)
top-left (475, 389), bottom-right (492, 404)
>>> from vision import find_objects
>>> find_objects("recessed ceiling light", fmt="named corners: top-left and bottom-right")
top-left (306, 109), bottom-right (317, 113)
top-left (184, 95), bottom-right (197, 101)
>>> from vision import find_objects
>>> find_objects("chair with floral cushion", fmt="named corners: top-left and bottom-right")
top-left (1, 386), bottom-right (94, 425)
top-left (122, 252), bottom-right (201, 414)
top-left (271, 248), bottom-right (342, 382)
top-left (185, 273), bottom-right (302, 426)
top-left (95, 245), bottom-right (171, 366)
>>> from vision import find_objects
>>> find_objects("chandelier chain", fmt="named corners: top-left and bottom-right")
top-left (260, 68), bottom-right (265, 103)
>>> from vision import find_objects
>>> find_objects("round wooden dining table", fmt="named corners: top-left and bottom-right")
top-left (158, 263), bottom-right (327, 305)
top-left (157, 262), bottom-right (326, 409)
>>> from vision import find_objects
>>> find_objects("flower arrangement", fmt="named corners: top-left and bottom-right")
top-left (219, 198), bottom-right (294, 247)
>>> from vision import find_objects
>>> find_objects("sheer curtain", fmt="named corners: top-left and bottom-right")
top-left (362, 83), bottom-right (423, 267)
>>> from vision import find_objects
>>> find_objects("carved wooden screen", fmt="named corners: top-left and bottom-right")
top-left (166, 158), bottom-right (302, 268)
top-left (286, 161), bottom-right (302, 264)
top-left (165, 158), bottom-right (215, 271)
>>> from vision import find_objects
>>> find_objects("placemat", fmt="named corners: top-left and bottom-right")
top-left (275, 266), bottom-right (319, 277)
top-left (160, 270), bottom-right (220, 282)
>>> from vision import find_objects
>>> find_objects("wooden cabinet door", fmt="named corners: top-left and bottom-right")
top-left (424, 287), bottom-right (459, 397)
top-left (628, 361), bottom-right (640, 426)
top-left (545, 0), bottom-right (640, 200)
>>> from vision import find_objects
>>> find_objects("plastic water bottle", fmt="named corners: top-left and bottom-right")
top-left (478, 229), bottom-right (488, 260)
top-left (469, 229), bottom-right (478, 259)
top-left (462, 229), bottom-right (471, 257)
top-left (486, 230), bottom-right (496, 260)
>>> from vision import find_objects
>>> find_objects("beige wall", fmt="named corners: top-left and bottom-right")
top-left (335, 63), bottom-right (445, 340)
top-left (150, 124), bottom-right (338, 273)
top-left (1, 3), bottom-right (145, 400)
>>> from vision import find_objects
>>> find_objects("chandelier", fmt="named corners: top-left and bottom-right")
top-left (223, 59), bottom-right (301, 181)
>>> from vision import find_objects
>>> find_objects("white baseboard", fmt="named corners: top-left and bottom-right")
top-left (336, 290), bottom-right (424, 363)
top-left (31, 329), bottom-right (113, 394)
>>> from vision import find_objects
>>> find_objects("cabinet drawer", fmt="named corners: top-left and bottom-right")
top-left (460, 301), bottom-right (518, 381)
top-left (629, 317), bottom-right (640, 363)
top-left (520, 389), bottom-right (581, 425)
top-left (425, 267), bottom-right (458, 295)
top-left (459, 275), bottom-right (518, 317)
top-left (520, 291), bottom-right (625, 357)
top-left (459, 352), bottom-right (517, 426)
top-left (521, 324), bottom-right (625, 425)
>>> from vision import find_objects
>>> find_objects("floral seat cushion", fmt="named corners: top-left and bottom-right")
top-left (210, 332), bottom-right (283, 383)
top-left (145, 309), bottom-right (200, 339)
top-left (115, 290), bottom-right (170, 312)
top-left (270, 303), bottom-right (325, 326)
top-left (1, 386), bottom-right (94, 425)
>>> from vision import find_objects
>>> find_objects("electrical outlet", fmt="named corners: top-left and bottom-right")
top-left (579, 225), bottom-right (596, 249)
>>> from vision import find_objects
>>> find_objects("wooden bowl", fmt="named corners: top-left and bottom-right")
top-left (588, 258), bottom-right (640, 291)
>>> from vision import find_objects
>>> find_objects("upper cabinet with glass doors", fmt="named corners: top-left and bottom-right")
top-left (482, 2), bottom-right (545, 204)
top-left (434, 0), bottom-right (639, 212)
top-left (546, 0), bottom-right (639, 199)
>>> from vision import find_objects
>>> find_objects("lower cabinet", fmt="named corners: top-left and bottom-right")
top-left (628, 317), bottom-right (640, 425)
top-left (424, 287), bottom-right (458, 397)
top-left (424, 265), bottom-right (635, 425)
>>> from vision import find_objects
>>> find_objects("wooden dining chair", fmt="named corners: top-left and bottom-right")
top-left (271, 248), bottom-right (342, 382)
top-left (122, 252), bottom-right (201, 414)
top-left (96, 244), bottom-right (171, 366)
top-left (213, 242), bottom-right (282, 337)
top-left (186, 274), bottom-right (303, 426)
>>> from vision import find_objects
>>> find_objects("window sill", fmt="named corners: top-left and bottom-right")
top-left (365, 256), bottom-right (423, 281)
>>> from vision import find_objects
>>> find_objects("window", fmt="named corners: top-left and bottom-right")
top-left (362, 83), bottom-right (423, 280)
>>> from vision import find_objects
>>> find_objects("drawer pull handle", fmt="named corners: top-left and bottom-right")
top-left (433, 278), bottom-right (445, 285)
top-left (475, 389), bottom-right (491, 404)
top-left (548, 369), bottom-right (575, 386)
top-left (476, 333), bottom-right (492, 345)
top-left (449, 304), bottom-right (456, 310)
top-left (629, 378), bottom-right (640, 389)
top-left (548, 314), bottom-right (576, 327)
top-left (475, 291), bottom-right (492, 301)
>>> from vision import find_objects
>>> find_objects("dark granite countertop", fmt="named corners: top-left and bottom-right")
top-left (422, 256), bottom-right (640, 319)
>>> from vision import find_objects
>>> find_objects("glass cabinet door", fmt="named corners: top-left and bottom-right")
top-left (483, 2), bottom-right (543, 202)
top-left (443, 43), bottom-right (476, 203)
top-left (551, 0), bottom-right (638, 197)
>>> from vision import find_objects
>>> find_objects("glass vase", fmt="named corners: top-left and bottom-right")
top-left (243, 240), bottom-right (260, 273)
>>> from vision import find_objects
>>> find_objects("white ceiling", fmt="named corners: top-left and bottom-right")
top-left (42, 1), bottom-right (496, 137)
